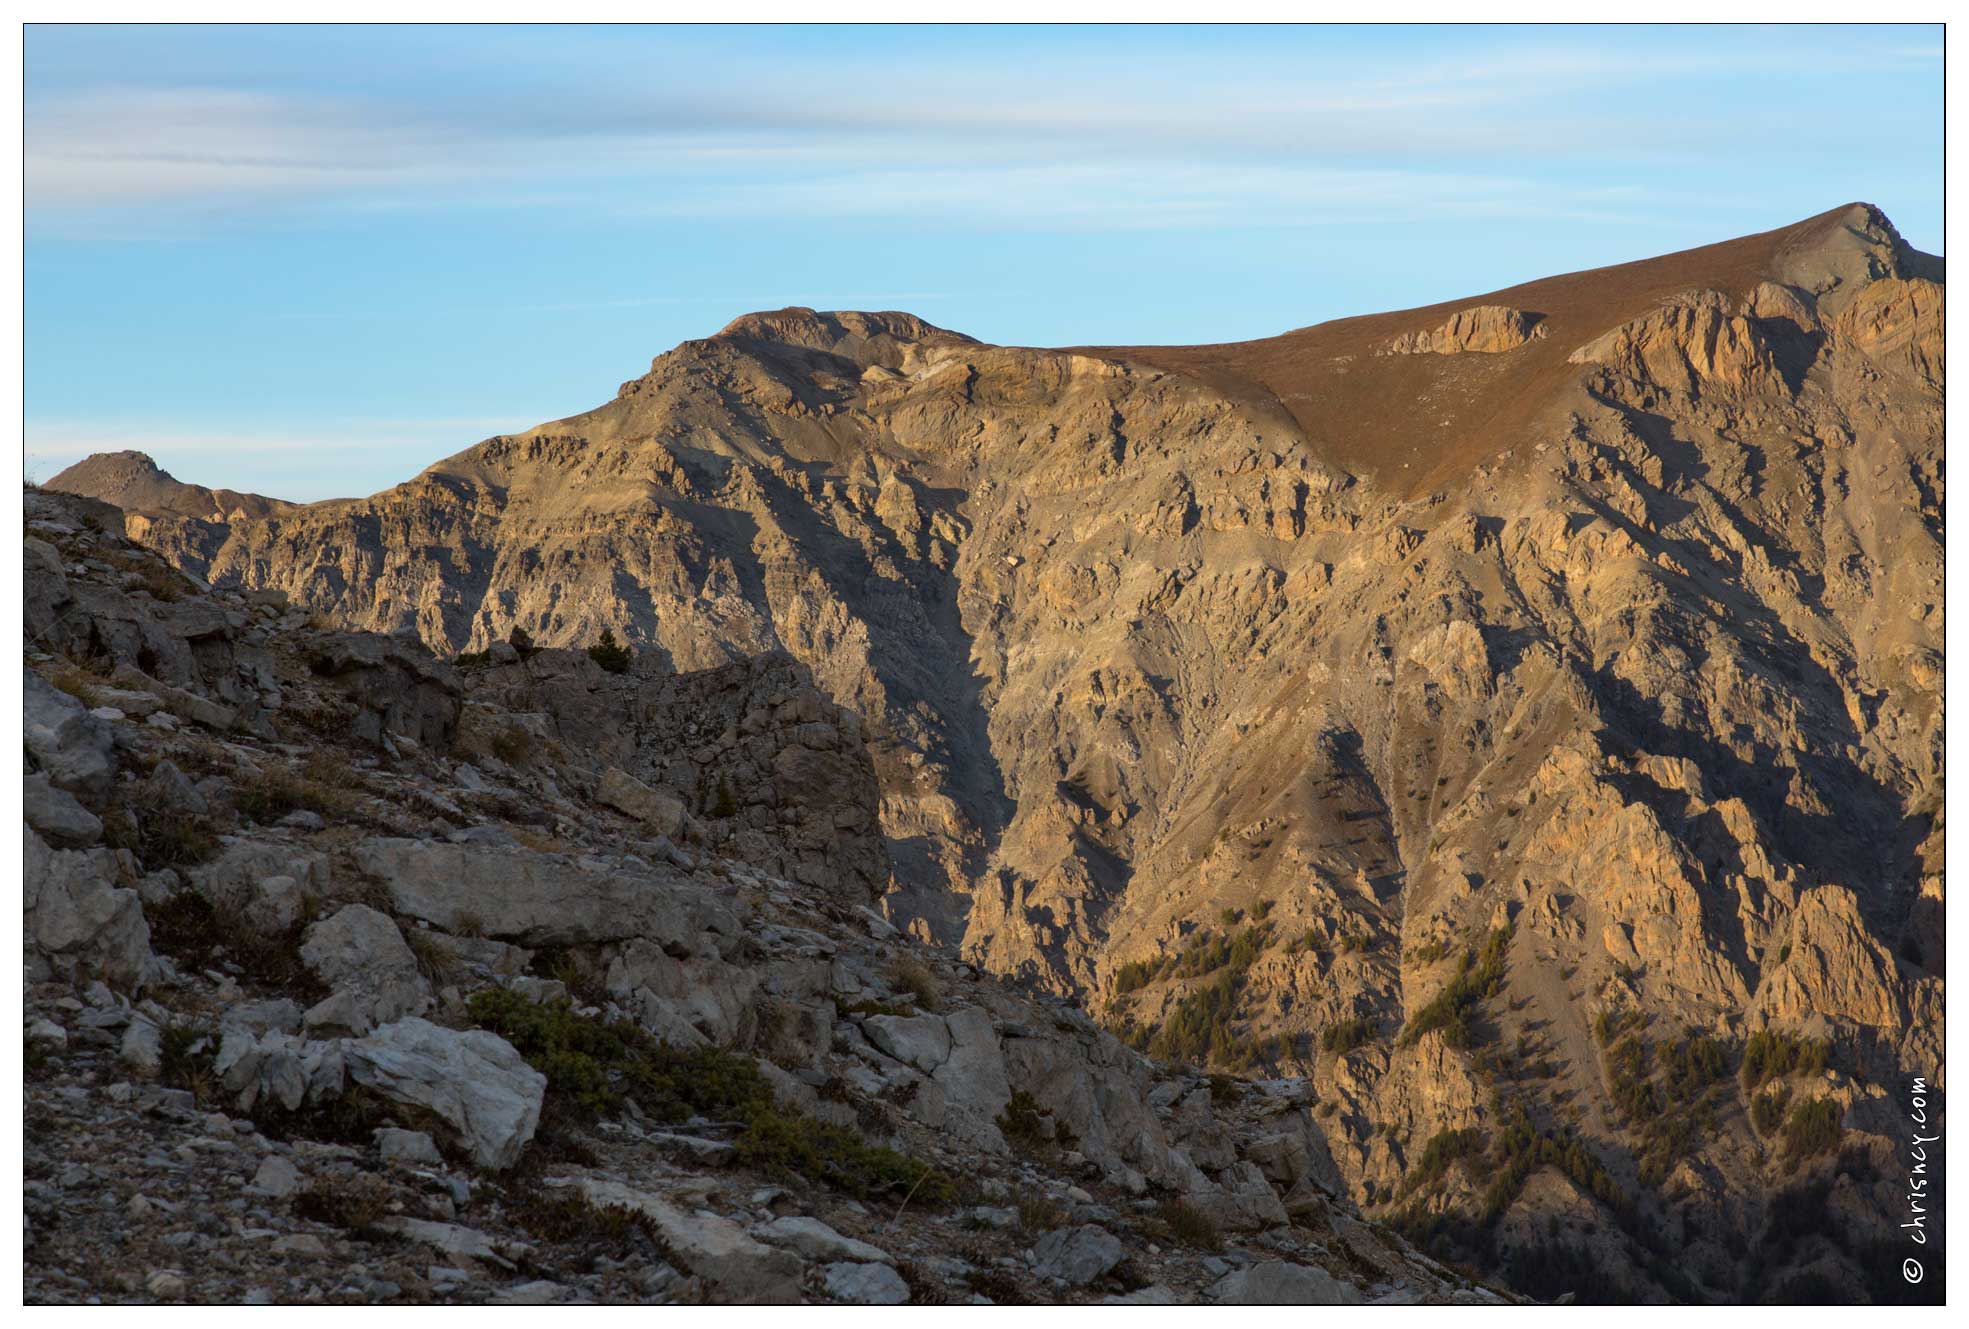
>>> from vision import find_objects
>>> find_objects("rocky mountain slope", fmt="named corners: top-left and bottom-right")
top-left (46, 449), bottom-right (294, 525)
top-left (25, 486), bottom-right (1486, 1305)
top-left (46, 203), bottom-right (1945, 1302)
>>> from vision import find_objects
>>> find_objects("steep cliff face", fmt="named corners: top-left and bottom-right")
top-left (54, 204), bottom-right (1945, 1301)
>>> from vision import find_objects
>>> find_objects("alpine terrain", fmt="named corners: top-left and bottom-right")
top-left (33, 202), bottom-right (1944, 1303)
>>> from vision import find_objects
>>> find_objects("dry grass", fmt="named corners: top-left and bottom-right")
top-left (1015, 1191), bottom-right (1069, 1232)
top-left (45, 661), bottom-right (109, 706)
top-left (510, 827), bottom-right (572, 855)
top-left (1153, 1196), bottom-right (1224, 1250)
top-left (293, 1171), bottom-right (396, 1235)
top-left (491, 727), bottom-right (536, 766)
top-left (231, 752), bottom-right (364, 824)
top-left (890, 955), bottom-right (942, 1012)
top-left (99, 549), bottom-right (190, 602)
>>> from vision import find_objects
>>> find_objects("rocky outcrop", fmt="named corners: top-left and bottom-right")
top-left (1565, 288), bottom-right (1789, 394)
top-left (354, 838), bottom-right (740, 948)
top-left (1379, 305), bottom-right (1545, 355)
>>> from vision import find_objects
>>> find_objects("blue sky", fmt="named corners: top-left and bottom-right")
top-left (25, 23), bottom-right (1943, 501)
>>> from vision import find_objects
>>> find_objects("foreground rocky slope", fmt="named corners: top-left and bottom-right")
top-left (23, 487), bottom-right (1492, 1305)
top-left (49, 203), bottom-right (1946, 1301)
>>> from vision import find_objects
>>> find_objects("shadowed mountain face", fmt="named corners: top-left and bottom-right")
top-left (53, 205), bottom-right (1944, 1300)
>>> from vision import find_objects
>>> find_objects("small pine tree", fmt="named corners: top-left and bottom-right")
top-left (508, 625), bottom-right (534, 657)
top-left (588, 627), bottom-right (632, 674)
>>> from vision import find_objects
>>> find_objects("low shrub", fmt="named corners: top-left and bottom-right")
top-left (1154, 1196), bottom-right (1223, 1251)
top-left (469, 990), bottom-right (951, 1206)
top-left (1751, 1085), bottom-right (1793, 1137)
top-left (1743, 1030), bottom-right (1831, 1093)
top-left (587, 629), bottom-right (632, 675)
top-left (1780, 1097), bottom-right (1843, 1166)
top-left (1401, 1127), bottom-right (1487, 1196)
top-left (1322, 1015), bottom-right (1377, 1056)
top-left (889, 955), bottom-right (942, 1012)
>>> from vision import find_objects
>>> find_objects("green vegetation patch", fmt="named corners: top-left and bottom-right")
top-left (1600, 1027), bottom-right (1733, 1186)
top-left (468, 990), bottom-right (952, 1206)
top-left (587, 629), bottom-right (632, 675)
top-left (1750, 1085), bottom-right (1793, 1137)
top-left (1116, 921), bottom-right (1276, 996)
top-left (1398, 926), bottom-right (1512, 1049)
top-left (1400, 1126), bottom-right (1488, 1197)
top-left (1742, 1030), bottom-right (1831, 1094)
top-left (1321, 1015), bottom-right (1377, 1057)
top-left (1780, 1097), bottom-right (1843, 1166)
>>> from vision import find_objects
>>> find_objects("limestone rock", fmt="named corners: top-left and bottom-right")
top-left (1029, 1224), bottom-right (1126, 1286)
top-left (1380, 305), bottom-right (1545, 355)
top-left (23, 774), bottom-right (103, 847)
top-left (25, 670), bottom-right (116, 799)
top-left (594, 767), bottom-right (686, 837)
top-left (575, 1177), bottom-right (802, 1304)
top-left (819, 1260), bottom-right (910, 1305)
top-left (1207, 1260), bottom-right (1361, 1304)
top-left (756, 1215), bottom-right (893, 1264)
top-left (344, 1018), bottom-right (546, 1170)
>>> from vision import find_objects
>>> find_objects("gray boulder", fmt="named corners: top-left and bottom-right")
top-left (594, 767), bottom-right (686, 837)
top-left (354, 838), bottom-right (737, 949)
top-left (820, 1261), bottom-right (910, 1305)
top-left (1029, 1224), bottom-right (1127, 1286)
top-left (23, 830), bottom-right (151, 990)
top-left (345, 1018), bottom-right (545, 1170)
top-left (1206, 1260), bottom-right (1361, 1304)
top-left (577, 1178), bottom-right (802, 1303)
top-left (24, 774), bottom-right (103, 847)
top-left (25, 670), bottom-right (115, 798)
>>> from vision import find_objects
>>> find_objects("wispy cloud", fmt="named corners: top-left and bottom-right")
top-left (27, 28), bottom-right (1938, 234)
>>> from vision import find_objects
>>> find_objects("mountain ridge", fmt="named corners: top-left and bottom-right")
top-left (45, 202), bottom-right (1946, 1301)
